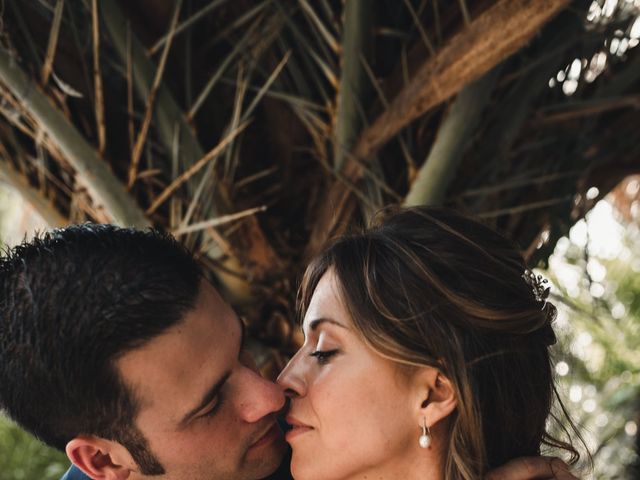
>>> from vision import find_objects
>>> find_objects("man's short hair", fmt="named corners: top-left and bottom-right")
top-left (0, 224), bottom-right (202, 474)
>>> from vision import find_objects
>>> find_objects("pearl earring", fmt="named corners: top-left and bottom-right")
top-left (419, 417), bottom-right (431, 449)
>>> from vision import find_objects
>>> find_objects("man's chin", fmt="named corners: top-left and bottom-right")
top-left (242, 429), bottom-right (288, 479)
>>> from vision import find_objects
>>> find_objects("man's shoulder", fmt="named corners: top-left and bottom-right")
top-left (60, 465), bottom-right (90, 480)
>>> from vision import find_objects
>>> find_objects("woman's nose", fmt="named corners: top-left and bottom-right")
top-left (276, 352), bottom-right (307, 398)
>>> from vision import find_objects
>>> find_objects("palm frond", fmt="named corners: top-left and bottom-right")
top-left (0, 47), bottom-right (148, 227)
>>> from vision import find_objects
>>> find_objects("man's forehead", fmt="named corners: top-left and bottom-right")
top-left (115, 282), bottom-right (240, 418)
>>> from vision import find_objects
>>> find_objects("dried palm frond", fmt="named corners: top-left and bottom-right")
top-left (0, 0), bottom-right (638, 356)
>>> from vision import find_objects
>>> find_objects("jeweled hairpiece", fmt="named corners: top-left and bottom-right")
top-left (522, 269), bottom-right (550, 305)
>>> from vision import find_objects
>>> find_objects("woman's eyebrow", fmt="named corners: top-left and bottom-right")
top-left (307, 317), bottom-right (349, 331)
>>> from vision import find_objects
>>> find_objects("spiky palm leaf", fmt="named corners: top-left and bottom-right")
top-left (0, 0), bottom-right (638, 360)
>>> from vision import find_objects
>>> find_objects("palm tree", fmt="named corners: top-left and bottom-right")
top-left (0, 0), bottom-right (638, 379)
top-left (1, 0), bottom-right (639, 476)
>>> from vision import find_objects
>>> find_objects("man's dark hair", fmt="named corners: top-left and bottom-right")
top-left (0, 224), bottom-right (203, 475)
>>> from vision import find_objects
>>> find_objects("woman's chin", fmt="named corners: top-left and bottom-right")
top-left (289, 447), bottom-right (328, 480)
top-left (290, 459), bottom-right (322, 480)
top-left (290, 447), bottom-right (356, 480)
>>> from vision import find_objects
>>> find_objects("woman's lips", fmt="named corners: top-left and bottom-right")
top-left (284, 415), bottom-right (314, 442)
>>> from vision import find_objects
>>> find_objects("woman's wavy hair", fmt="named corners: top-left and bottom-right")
top-left (299, 206), bottom-right (585, 480)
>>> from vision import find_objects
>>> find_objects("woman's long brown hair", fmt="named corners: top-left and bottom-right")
top-left (299, 206), bottom-right (585, 480)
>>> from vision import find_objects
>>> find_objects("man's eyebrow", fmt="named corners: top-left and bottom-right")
top-left (179, 316), bottom-right (245, 427)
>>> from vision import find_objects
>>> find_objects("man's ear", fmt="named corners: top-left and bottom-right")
top-left (66, 436), bottom-right (136, 480)
top-left (414, 367), bottom-right (457, 432)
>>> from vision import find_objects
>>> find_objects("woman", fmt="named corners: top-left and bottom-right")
top-left (278, 207), bottom-right (582, 480)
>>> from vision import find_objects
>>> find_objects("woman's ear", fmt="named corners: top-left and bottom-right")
top-left (414, 367), bottom-right (457, 429)
top-left (66, 436), bottom-right (136, 480)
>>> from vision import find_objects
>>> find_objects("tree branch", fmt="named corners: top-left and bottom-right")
top-left (333, 0), bottom-right (371, 171)
top-left (100, 0), bottom-right (282, 299)
top-left (354, 0), bottom-right (570, 161)
top-left (307, 0), bottom-right (570, 257)
top-left (404, 66), bottom-right (501, 206)
top-left (0, 47), bottom-right (149, 227)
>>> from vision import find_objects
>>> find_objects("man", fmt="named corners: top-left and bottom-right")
top-left (0, 224), bottom-right (578, 480)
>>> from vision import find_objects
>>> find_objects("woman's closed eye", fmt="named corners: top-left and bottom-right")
top-left (309, 348), bottom-right (339, 365)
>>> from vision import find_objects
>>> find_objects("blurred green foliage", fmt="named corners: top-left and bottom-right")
top-left (0, 414), bottom-right (69, 480)
top-left (545, 202), bottom-right (640, 479)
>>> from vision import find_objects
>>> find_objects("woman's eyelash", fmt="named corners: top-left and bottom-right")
top-left (309, 349), bottom-right (339, 365)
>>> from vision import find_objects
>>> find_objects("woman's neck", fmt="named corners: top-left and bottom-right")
top-left (335, 446), bottom-right (444, 480)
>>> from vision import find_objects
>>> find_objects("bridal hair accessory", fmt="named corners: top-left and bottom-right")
top-left (419, 417), bottom-right (431, 449)
top-left (522, 269), bottom-right (550, 307)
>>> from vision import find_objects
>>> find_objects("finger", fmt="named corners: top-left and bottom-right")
top-left (548, 457), bottom-right (579, 480)
top-left (485, 456), bottom-right (578, 480)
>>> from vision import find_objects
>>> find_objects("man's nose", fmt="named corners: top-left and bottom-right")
top-left (236, 366), bottom-right (286, 423)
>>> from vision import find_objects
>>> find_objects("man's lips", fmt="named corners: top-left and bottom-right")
top-left (284, 415), bottom-right (313, 441)
top-left (248, 422), bottom-right (281, 450)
